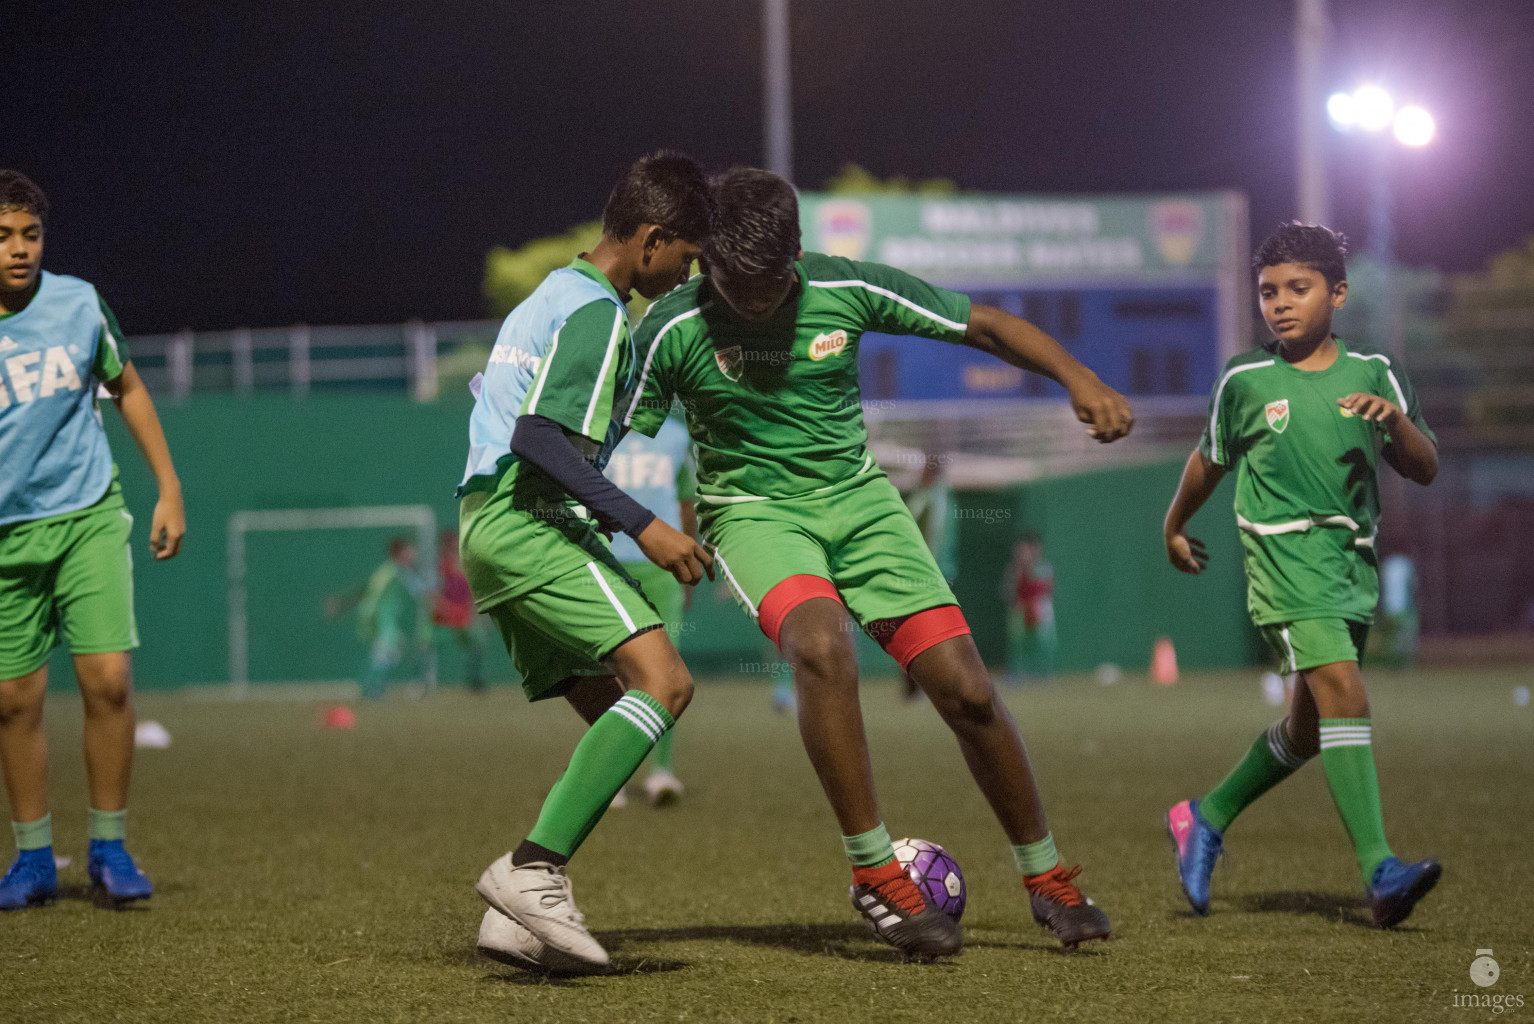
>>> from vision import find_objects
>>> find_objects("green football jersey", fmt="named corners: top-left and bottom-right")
top-left (1199, 338), bottom-right (1434, 625)
top-left (625, 253), bottom-right (971, 501)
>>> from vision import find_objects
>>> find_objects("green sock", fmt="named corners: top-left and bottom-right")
top-left (12, 814), bottom-right (52, 851)
top-left (525, 690), bottom-right (673, 860)
top-left (842, 823), bottom-right (896, 868)
top-left (650, 728), bottom-right (676, 772)
top-left (1200, 719), bottom-right (1311, 832)
top-left (88, 808), bottom-right (128, 842)
top-left (1318, 718), bottom-right (1395, 886)
top-left (1012, 833), bottom-right (1059, 875)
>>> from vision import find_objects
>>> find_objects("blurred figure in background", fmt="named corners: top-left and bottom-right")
top-left (898, 455), bottom-right (957, 700)
top-left (1373, 553), bottom-right (1419, 669)
top-left (1003, 532), bottom-right (1056, 683)
top-left (357, 536), bottom-right (430, 699)
top-left (434, 530), bottom-right (484, 692)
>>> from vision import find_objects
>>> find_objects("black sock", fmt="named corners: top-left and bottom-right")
top-left (511, 839), bottom-right (568, 868)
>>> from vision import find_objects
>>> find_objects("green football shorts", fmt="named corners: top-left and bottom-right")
top-left (461, 490), bottom-right (662, 701)
top-left (0, 500), bottom-right (139, 678)
top-left (1260, 618), bottom-right (1370, 674)
top-left (700, 472), bottom-right (957, 635)
top-left (622, 560), bottom-right (685, 638)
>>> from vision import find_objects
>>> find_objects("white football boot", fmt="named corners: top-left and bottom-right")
top-left (476, 908), bottom-right (544, 968)
top-left (643, 769), bottom-right (684, 807)
top-left (475, 855), bottom-right (610, 973)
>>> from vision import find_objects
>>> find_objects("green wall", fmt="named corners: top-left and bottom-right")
top-left (953, 461), bottom-right (1259, 673)
top-left (48, 396), bottom-right (1256, 690)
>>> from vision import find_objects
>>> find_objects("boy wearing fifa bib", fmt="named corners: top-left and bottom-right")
top-left (0, 171), bottom-right (185, 908)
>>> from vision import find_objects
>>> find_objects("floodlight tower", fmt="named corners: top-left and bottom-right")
top-left (1295, 0), bottom-right (1331, 225)
top-left (1326, 85), bottom-right (1436, 263)
top-left (1327, 85), bottom-right (1436, 353)
top-left (763, 0), bottom-right (792, 181)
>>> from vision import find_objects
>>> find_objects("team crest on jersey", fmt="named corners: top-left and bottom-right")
top-left (1265, 399), bottom-right (1290, 433)
top-left (809, 330), bottom-right (848, 361)
top-left (715, 345), bottom-right (743, 382)
top-left (1338, 404), bottom-right (1357, 418)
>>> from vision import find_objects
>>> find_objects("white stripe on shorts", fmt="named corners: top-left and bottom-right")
top-left (586, 561), bottom-right (637, 634)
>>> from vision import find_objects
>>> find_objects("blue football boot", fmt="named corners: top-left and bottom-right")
top-left (0, 848), bottom-right (59, 910)
top-left (88, 839), bottom-right (154, 902)
top-left (1368, 856), bottom-right (1441, 928)
top-left (1166, 799), bottom-right (1223, 915)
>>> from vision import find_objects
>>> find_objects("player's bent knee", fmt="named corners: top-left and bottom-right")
top-left (782, 626), bottom-right (856, 685)
top-left (81, 675), bottom-right (132, 715)
top-left (934, 680), bottom-right (998, 728)
top-left (0, 689), bottom-right (45, 728)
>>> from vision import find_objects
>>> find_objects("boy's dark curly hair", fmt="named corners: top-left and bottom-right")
top-left (0, 170), bottom-right (48, 225)
top-left (1253, 221), bottom-right (1348, 288)
top-left (602, 151), bottom-right (712, 245)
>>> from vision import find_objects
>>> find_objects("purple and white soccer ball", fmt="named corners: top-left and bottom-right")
top-left (892, 837), bottom-right (966, 922)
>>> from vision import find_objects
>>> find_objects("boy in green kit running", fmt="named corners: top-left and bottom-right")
top-left (1163, 222), bottom-right (1442, 929)
top-left (626, 168), bottom-right (1134, 955)
top-left (0, 170), bottom-right (185, 908)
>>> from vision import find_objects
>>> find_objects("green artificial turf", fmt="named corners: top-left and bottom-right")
top-left (6, 669), bottom-right (1531, 1023)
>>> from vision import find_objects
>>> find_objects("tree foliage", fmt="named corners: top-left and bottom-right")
top-left (482, 220), bottom-right (604, 319)
top-left (480, 165), bottom-right (958, 319)
top-left (823, 163), bottom-right (957, 196)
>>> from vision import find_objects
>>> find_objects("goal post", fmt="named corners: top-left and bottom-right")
top-left (227, 505), bottom-right (438, 698)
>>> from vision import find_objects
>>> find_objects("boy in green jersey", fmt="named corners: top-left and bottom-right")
top-left (0, 171), bottom-right (185, 908)
top-left (462, 153), bottom-right (715, 973)
top-left (626, 168), bottom-right (1134, 955)
top-left (1163, 223), bottom-right (1441, 928)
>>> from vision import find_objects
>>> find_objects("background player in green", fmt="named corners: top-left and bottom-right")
top-left (355, 536), bottom-right (430, 699)
top-left (0, 170), bottom-right (185, 908)
top-left (626, 167), bottom-right (1134, 955)
top-left (459, 153), bottom-right (714, 972)
top-left (1163, 222), bottom-right (1442, 928)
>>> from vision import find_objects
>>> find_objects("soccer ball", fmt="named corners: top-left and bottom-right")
top-left (892, 837), bottom-right (966, 921)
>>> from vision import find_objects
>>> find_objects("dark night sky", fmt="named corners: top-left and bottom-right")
top-left (10, 1), bottom-right (1534, 334)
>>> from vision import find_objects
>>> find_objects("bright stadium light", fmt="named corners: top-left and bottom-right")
top-left (1393, 105), bottom-right (1436, 146)
top-left (1327, 91), bottom-right (1357, 130)
top-left (1352, 85), bottom-right (1395, 132)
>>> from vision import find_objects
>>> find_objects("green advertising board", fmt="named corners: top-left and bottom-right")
top-left (799, 191), bottom-right (1246, 282)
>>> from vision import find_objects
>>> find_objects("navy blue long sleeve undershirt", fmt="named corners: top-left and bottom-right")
top-left (509, 414), bottom-right (657, 539)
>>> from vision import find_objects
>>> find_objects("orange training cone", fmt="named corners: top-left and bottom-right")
top-left (322, 706), bottom-right (356, 729)
top-left (1151, 636), bottom-right (1179, 686)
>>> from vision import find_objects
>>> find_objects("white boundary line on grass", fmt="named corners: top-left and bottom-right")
top-left (227, 505), bottom-right (437, 699)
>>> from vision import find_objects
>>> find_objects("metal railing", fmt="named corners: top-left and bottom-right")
top-left (126, 320), bottom-right (505, 402)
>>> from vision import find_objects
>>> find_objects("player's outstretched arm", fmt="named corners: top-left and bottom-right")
top-left (1163, 448), bottom-right (1225, 575)
top-left (106, 361), bottom-right (185, 560)
top-left (1338, 393), bottom-right (1438, 486)
top-left (964, 304), bottom-right (1134, 443)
